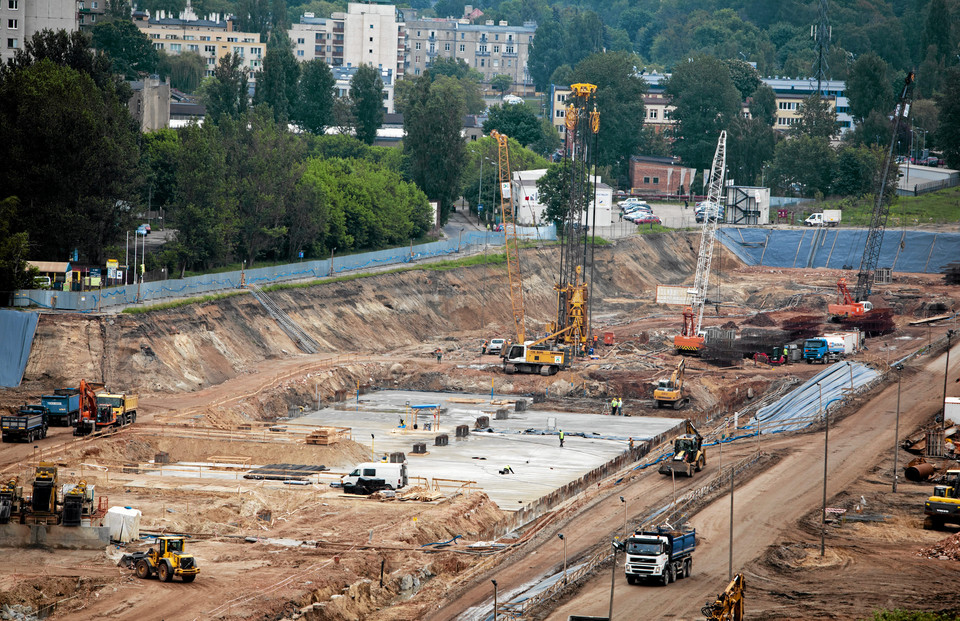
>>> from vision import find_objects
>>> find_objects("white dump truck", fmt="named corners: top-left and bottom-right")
top-left (624, 526), bottom-right (696, 586)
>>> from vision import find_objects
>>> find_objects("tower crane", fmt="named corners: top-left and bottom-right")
top-left (491, 130), bottom-right (571, 376)
top-left (828, 71), bottom-right (914, 318)
top-left (675, 131), bottom-right (727, 354)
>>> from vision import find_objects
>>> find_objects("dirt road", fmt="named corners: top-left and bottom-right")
top-left (547, 344), bottom-right (960, 620)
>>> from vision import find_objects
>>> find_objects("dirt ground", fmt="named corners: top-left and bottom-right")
top-left (1, 233), bottom-right (959, 620)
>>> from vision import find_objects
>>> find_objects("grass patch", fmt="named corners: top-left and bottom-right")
top-left (634, 223), bottom-right (673, 234)
top-left (797, 185), bottom-right (960, 227)
top-left (122, 290), bottom-right (247, 314)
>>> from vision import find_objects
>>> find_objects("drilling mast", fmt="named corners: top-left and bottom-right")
top-left (491, 130), bottom-right (526, 343)
top-left (675, 131), bottom-right (727, 354)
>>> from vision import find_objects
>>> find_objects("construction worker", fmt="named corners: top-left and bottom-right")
top-left (610, 396), bottom-right (618, 416)
top-left (618, 397), bottom-right (625, 416)
top-left (482, 340), bottom-right (488, 355)
top-left (500, 465), bottom-right (514, 474)
top-left (435, 348), bottom-right (443, 363)
top-left (629, 437), bottom-right (634, 450)
top-left (559, 429), bottom-right (565, 447)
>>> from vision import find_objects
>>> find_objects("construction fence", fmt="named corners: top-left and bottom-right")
top-left (11, 226), bottom-right (556, 312)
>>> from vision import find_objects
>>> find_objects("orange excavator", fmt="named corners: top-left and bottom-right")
top-left (826, 278), bottom-right (873, 317)
top-left (74, 379), bottom-right (107, 436)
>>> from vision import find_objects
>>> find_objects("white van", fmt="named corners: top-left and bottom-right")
top-left (342, 462), bottom-right (408, 490)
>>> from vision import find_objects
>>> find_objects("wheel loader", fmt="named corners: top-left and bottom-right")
top-left (658, 421), bottom-right (705, 478)
top-left (119, 536), bottom-right (200, 583)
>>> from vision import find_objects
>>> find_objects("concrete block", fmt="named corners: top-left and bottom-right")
top-left (0, 523), bottom-right (109, 549)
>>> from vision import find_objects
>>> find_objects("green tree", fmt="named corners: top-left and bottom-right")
top-left (140, 128), bottom-right (181, 216)
top-left (767, 135), bottom-right (835, 197)
top-left (350, 64), bottom-right (385, 145)
top-left (461, 135), bottom-right (550, 222)
top-left (138, 0), bottom-right (186, 16)
top-left (483, 103), bottom-right (543, 146)
top-left (253, 30), bottom-right (300, 122)
top-left (91, 19), bottom-right (158, 79)
top-left (534, 161), bottom-right (593, 229)
top-left (422, 57), bottom-right (485, 114)
top-left (0, 198), bottom-right (38, 301)
top-left (403, 73), bottom-right (467, 225)
top-left (665, 55), bottom-right (741, 172)
top-left (847, 53), bottom-right (893, 122)
top-left (199, 53), bottom-right (248, 123)
top-left (922, 0), bottom-right (952, 65)
top-left (570, 51), bottom-right (648, 186)
top-left (793, 94), bottom-right (838, 139)
top-left (727, 117), bottom-right (776, 186)
top-left (722, 58), bottom-right (761, 100)
top-left (491, 73), bottom-right (513, 94)
top-left (235, 0), bottom-right (272, 37)
top-left (528, 17), bottom-right (566, 91)
top-left (293, 59), bottom-right (335, 135)
top-left (528, 118), bottom-right (563, 158)
top-left (833, 145), bottom-right (880, 197)
top-left (749, 83), bottom-right (777, 126)
top-left (157, 51), bottom-right (205, 93)
top-left (0, 58), bottom-right (141, 263)
top-left (935, 67), bottom-right (960, 169)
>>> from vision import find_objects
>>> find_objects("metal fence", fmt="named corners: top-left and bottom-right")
top-left (11, 226), bottom-right (556, 312)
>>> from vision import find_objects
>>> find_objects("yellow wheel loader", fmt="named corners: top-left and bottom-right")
top-left (120, 536), bottom-right (200, 583)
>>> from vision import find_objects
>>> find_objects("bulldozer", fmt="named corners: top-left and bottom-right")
top-left (658, 421), bottom-right (705, 478)
top-left (654, 359), bottom-right (689, 409)
top-left (923, 469), bottom-right (960, 530)
top-left (119, 536), bottom-right (200, 583)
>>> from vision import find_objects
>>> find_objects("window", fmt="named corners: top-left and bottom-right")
top-left (90, 14), bottom-right (96, 21)
top-left (188, 44), bottom-right (198, 52)
top-left (184, 35), bottom-right (194, 40)
top-left (7, 38), bottom-right (18, 49)
top-left (480, 58), bottom-right (485, 67)
top-left (370, 24), bottom-right (374, 28)
top-left (555, 109), bottom-right (564, 118)
top-left (415, 42), bottom-right (421, 50)
top-left (649, 109), bottom-right (658, 119)
top-left (505, 45), bottom-right (514, 53)
top-left (207, 58), bottom-right (215, 65)
top-left (652, 177), bottom-right (659, 184)
top-left (91, 1), bottom-right (97, 7)
top-left (153, 42), bottom-right (163, 50)
top-left (7, 19), bottom-right (18, 28)
top-left (297, 37), bottom-right (304, 44)
top-left (7, 0), bottom-right (17, 9)
top-left (251, 47), bottom-right (261, 55)
top-left (296, 50), bottom-right (304, 56)
top-left (492, 59), bottom-right (498, 67)
top-left (493, 45), bottom-right (499, 53)
top-left (507, 59), bottom-right (511, 67)
top-left (508, 34), bottom-right (513, 41)
top-left (415, 55), bottom-right (419, 63)
top-left (494, 34), bottom-right (498, 40)
top-left (227, 37), bottom-right (237, 42)
top-left (233, 46), bottom-right (243, 55)
top-left (444, 43), bottom-right (450, 51)
top-left (204, 45), bottom-right (215, 53)
top-left (369, 37), bottom-right (373, 42)
top-left (459, 44), bottom-right (465, 52)
top-left (643, 177), bottom-right (650, 184)
top-left (368, 49), bottom-right (372, 54)
top-left (200, 36), bottom-right (210, 41)
top-left (169, 43), bottom-right (180, 52)
top-left (478, 44), bottom-right (487, 53)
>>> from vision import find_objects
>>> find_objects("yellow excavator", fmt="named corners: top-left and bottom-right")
top-left (702, 573), bottom-right (744, 620)
top-left (659, 421), bottom-right (705, 478)
top-left (924, 469), bottom-right (960, 530)
top-left (654, 359), bottom-right (689, 409)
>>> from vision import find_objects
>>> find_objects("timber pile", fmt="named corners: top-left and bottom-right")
top-left (306, 427), bottom-right (351, 445)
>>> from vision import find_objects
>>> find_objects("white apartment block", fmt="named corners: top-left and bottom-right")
top-left (135, 15), bottom-right (264, 84)
top-left (1, 0), bottom-right (80, 63)
top-left (331, 64), bottom-right (396, 114)
top-left (404, 18), bottom-right (535, 91)
top-left (289, 2), bottom-right (404, 80)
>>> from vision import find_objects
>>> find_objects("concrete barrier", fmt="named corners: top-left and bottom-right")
top-left (0, 523), bottom-right (110, 549)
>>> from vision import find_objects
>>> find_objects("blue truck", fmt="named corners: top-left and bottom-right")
top-left (41, 391), bottom-right (81, 426)
top-left (802, 338), bottom-right (842, 364)
top-left (1, 406), bottom-right (48, 443)
top-left (624, 526), bottom-right (696, 585)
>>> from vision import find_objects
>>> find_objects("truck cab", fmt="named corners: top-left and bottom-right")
top-left (624, 527), bottom-right (696, 585)
top-left (802, 338), bottom-right (841, 364)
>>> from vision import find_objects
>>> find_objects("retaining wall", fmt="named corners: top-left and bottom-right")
top-left (0, 524), bottom-right (110, 549)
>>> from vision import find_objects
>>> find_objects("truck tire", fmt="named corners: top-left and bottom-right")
top-left (660, 571), bottom-right (669, 586)
top-left (695, 456), bottom-right (704, 472)
top-left (683, 558), bottom-right (692, 578)
top-left (626, 575), bottom-right (637, 585)
top-left (158, 561), bottom-right (173, 582)
top-left (182, 574), bottom-right (196, 583)
top-left (136, 559), bottom-right (151, 579)
top-left (667, 564), bottom-right (676, 583)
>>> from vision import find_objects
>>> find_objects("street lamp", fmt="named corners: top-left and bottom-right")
top-left (893, 363), bottom-right (904, 492)
top-left (491, 579), bottom-right (498, 619)
top-left (478, 155), bottom-right (494, 227)
top-left (558, 533), bottom-right (567, 585)
top-left (620, 496), bottom-right (627, 539)
top-left (820, 381), bottom-right (829, 557)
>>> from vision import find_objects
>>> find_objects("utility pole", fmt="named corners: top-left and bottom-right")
top-left (729, 467), bottom-right (734, 579)
top-left (821, 382), bottom-right (829, 557)
top-left (893, 364), bottom-right (903, 492)
top-left (943, 330), bottom-right (955, 433)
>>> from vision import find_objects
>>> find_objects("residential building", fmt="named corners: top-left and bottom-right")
top-left (135, 14), bottom-right (264, 85)
top-left (1, 0), bottom-right (79, 63)
top-left (404, 18), bottom-right (536, 93)
top-left (629, 156), bottom-right (697, 195)
top-left (512, 170), bottom-right (612, 226)
top-left (289, 3), bottom-right (404, 80)
top-left (331, 64), bottom-right (396, 114)
top-left (77, 0), bottom-right (104, 31)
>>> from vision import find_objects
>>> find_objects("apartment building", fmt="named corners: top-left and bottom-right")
top-left (331, 64), bottom-right (396, 114)
top-left (289, 3), bottom-right (404, 80)
top-left (135, 15), bottom-right (264, 84)
top-left (1, 0), bottom-right (79, 63)
top-left (404, 17), bottom-right (535, 92)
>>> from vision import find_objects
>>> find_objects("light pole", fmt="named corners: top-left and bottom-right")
top-left (477, 156), bottom-right (484, 226)
top-left (609, 538), bottom-right (619, 620)
top-left (893, 363), bottom-right (903, 492)
top-left (620, 496), bottom-right (627, 539)
top-left (125, 231), bottom-right (130, 285)
top-left (820, 381), bottom-right (829, 557)
top-left (558, 533), bottom-right (567, 585)
top-left (491, 579), bottom-right (498, 619)
top-left (943, 330), bottom-right (955, 433)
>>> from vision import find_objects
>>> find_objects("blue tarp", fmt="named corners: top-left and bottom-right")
top-left (717, 228), bottom-right (960, 274)
top-left (0, 309), bottom-right (39, 387)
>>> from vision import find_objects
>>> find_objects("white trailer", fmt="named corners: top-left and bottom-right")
top-left (823, 330), bottom-right (863, 354)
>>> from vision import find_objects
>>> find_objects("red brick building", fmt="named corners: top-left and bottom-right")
top-left (629, 155), bottom-right (697, 195)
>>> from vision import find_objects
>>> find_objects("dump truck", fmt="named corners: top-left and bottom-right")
top-left (653, 359), bottom-right (688, 409)
top-left (119, 536), bottom-right (200, 582)
top-left (1, 407), bottom-right (48, 443)
top-left (96, 392), bottom-right (138, 428)
top-left (41, 391), bottom-right (81, 427)
top-left (923, 469), bottom-right (960, 530)
top-left (802, 338), bottom-right (842, 364)
top-left (658, 421), bottom-right (705, 478)
top-left (624, 526), bottom-right (697, 585)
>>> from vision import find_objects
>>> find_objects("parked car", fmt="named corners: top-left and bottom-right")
top-left (622, 203), bottom-right (652, 215)
top-left (136, 225), bottom-right (148, 236)
top-left (695, 202), bottom-right (722, 223)
top-left (632, 214), bottom-right (662, 225)
top-left (618, 198), bottom-right (645, 209)
top-left (487, 338), bottom-right (507, 356)
top-left (922, 156), bottom-right (942, 166)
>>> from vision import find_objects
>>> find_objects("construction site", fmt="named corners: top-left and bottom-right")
top-left (1, 87), bottom-right (960, 621)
